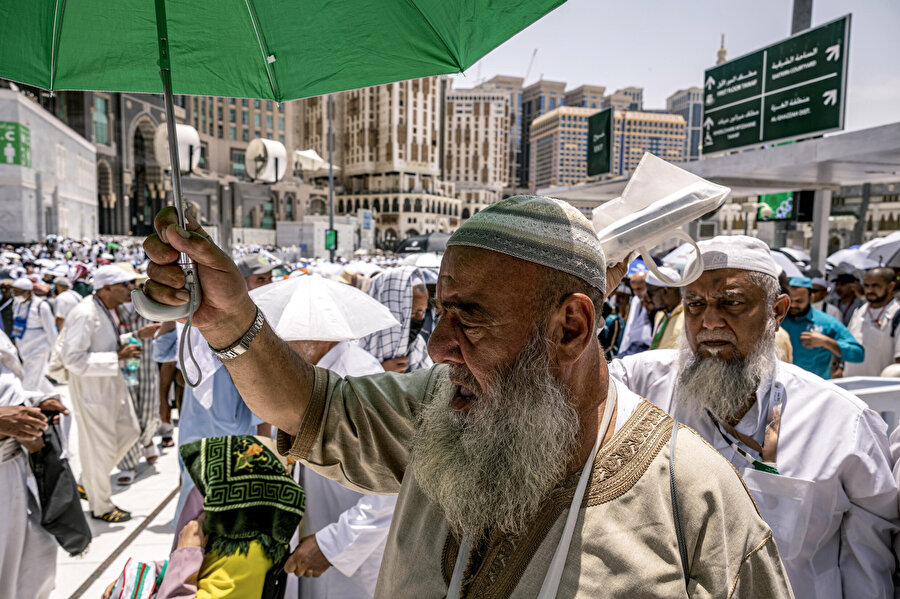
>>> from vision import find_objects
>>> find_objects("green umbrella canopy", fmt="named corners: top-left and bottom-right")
top-left (0, 0), bottom-right (565, 101)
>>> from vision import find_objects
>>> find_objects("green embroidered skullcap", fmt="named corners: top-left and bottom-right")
top-left (447, 195), bottom-right (606, 294)
top-left (180, 435), bottom-right (305, 564)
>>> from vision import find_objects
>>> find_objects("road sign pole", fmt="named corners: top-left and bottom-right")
top-left (328, 94), bottom-right (335, 263)
top-left (791, 0), bottom-right (812, 34)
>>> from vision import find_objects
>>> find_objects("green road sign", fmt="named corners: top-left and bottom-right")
top-left (325, 228), bottom-right (338, 251)
top-left (702, 15), bottom-right (849, 154)
top-left (587, 108), bottom-right (612, 176)
top-left (0, 122), bottom-right (31, 167)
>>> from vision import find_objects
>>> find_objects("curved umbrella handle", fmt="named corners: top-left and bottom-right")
top-left (131, 261), bottom-right (202, 322)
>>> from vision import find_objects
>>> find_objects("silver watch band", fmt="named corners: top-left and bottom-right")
top-left (209, 306), bottom-right (265, 361)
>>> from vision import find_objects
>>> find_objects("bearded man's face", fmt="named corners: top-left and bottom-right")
top-left (678, 269), bottom-right (781, 422)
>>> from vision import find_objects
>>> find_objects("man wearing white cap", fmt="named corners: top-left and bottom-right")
top-left (59, 264), bottom-right (141, 522)
top-left (143, 201), bottom-right (793, 597)
top-left (644, 266), bottom-right (683, 350)
top-left (10, 278), bottom-right (57, 392)
top-left (610, 235), bottom-right (899, 599)
top-left (844, 267), bottom-right (900, 377)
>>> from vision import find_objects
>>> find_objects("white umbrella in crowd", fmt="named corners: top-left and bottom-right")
top-left (250, 275), bottom-right (400, 342)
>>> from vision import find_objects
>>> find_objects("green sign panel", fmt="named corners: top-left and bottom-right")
top-left (587, 108), bottom-right (612, 176)
top-left (759, 191), bottom-right (794, 220)
top-left (324, 228), bottom-right (338, 251)
top-left (702, 15), bottom-right (849, 154)
top-left (0, 122), bottom-right (31, 167)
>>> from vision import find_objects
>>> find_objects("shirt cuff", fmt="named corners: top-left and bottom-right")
top-left (277, 366), bottom-right (329, 460)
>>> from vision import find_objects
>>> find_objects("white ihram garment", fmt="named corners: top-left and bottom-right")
top-left (844, 299), bottom-right (900, 377)
top-left (0, 332), bottom-right (57, 599)
top-left (60, 296), bottom-right (139, 515)
top-left (13, 299), bottom-right (56, 392)
top-left (618, 295), bottom-right (651, 355)
top-left (610, 350), bottom-right (899, 599)
top-left (298, 341), bottom-right (397, 599)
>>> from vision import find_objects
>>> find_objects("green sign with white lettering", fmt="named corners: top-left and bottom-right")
top-left (702, 15), bottom-right (849, 154)
top-left (0, 122), bottom-right (31, 167)
top-left (587, 108), bottom-right (612, 176)
top-left (324, 228), bottom-right (338, 251)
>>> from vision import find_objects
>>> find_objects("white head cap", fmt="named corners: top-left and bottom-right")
top-left (685, 235), bottom-right (779, 279)
top-left (12, 278), bottom-right (33, 291)
top-left (645, 266), bottom-right (682, 288)
top-left (92, 265), bottom-right (137, 289)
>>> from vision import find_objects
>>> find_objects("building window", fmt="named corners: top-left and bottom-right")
top-left (229, 126), bottom-right (236, 140)
top-left (278, 134), bottom-right (285, 144)
top-left (254, 99), bottom-right (261, 109)
top-left (254, 113), bottom-right (261, 127)
top-left (278, 117), bottom-right (284, 131)
top-left (242, 129), bottom-right (249, 142)
top-left (198, 142), bottom-right (209, 169)
top-left (242, 112), bottom-right (248, 125)
top-left (231, 149), bottom-right (246, 177)
top-left (242, 99), bottom-right (248, 107)
top-left (266, 115), bottom-right (273, 129)
top-left (217, 125), bottom-right (223, 138)
top-left (229, 109), bottom-right (236, 122)
top-left (93, 96), bottom-right (109, 145)
top-left (266, 100), bottom-right (273, 111)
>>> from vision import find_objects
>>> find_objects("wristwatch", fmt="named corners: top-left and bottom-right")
top-left (209, 306), bottom-right (265, 361)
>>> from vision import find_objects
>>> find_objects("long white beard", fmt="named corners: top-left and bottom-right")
top-left (675, 324), bottom-right (777, 423)
top-left (411, 332), bottom-right (580, 539)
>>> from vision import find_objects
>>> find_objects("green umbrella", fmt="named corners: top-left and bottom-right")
top-left (0, 0), bottom-right (564, 353)
top-left (0, 0), bottom-right (563, 100)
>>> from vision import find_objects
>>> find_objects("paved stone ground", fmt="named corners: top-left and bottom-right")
top-left (50, 385), bottom-right (181, 599)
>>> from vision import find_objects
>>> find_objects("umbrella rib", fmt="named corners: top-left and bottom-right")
top-left (405, 0), bottom-right (464, 72)
top-left (243, 0), bottom-right (281, 101)
top-left (49, 0), bottom-right (67, 90)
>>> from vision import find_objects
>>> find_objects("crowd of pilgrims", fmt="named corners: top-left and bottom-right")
top-left (1, 223), bottom-right (900, 599)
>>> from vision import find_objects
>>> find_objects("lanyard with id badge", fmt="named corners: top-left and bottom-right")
top-left (708, 378), bottom-right (815, 561)
top-left (10, 301), bottom-right (30, 340)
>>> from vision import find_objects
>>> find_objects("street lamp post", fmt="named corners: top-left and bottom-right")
top-left (327, 94), bottom-right (335, 263)
top-left (742, 201), bottom-right (774, 235)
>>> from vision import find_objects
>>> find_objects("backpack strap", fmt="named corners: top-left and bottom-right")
top-left (670, 419), bottom-right (690, 591)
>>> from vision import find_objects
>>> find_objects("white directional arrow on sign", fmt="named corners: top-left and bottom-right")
top-left (822, 89), bottom-right (838, 106)
top-left (705, 76), bottom-right (715, 90)
top-left (703, 116), bottom-right (714, 129)
top-left (825, 43), bottom-right (840, 62)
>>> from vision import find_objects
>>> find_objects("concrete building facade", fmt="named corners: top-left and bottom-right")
top-left (529, 106), bottom-right (595, 190)
top-left (474, 75), bottom-right (523, 192)
top-left (564, 85), bottom-right (606, 110)
top-left (519, 80), bottom-right (566, 192)
top-left (445, 88), bottom-right (510, 219)
top-left (294, 76), bottom-right (461, 248)
top-left (605, 87), bottom-right (644, 111)
top-left (666, 87), bottom-right (703, 162)
top-left (0, 89), bottom-right (97, 242)
top-left (611, 110), bottom-right (686, 176)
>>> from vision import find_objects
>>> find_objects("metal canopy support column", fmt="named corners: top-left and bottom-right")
top-left (810, 189), bottom-right (832, 274)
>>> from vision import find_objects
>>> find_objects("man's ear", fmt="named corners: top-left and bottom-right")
top-left (548, 293), bottom-right (595, 366)
top-left (773, 293), bottom-right (791, 326)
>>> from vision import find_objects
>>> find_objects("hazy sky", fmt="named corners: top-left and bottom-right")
top-left (450, 0), bottom-right (899, 132)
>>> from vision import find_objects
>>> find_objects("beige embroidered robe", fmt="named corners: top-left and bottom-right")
top-left (278, 365), bottom-right (793, 599)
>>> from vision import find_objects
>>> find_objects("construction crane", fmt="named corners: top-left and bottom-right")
top-left (523, 48), bottom-right (538, 82)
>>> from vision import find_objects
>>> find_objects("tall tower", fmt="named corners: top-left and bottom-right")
top-left (716, 34), bottom-right (727, 65)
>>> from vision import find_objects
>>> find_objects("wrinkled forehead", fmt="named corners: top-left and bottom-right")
top-left (438, 246), bottom-right (542, 309)
top-left (683, 268), bottom-right (763, 300)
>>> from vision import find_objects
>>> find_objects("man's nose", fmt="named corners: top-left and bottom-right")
top-left (427, 318), bottom-right (463, 365)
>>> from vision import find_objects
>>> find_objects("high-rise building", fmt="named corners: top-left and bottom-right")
top-left (519, 80), bottom-right (566, 191)
top-left (605, 87), bottom-right (643, 111)
top-left (294, 76), bottom-right (461, 248)
top-left (564, 85), bottom-right (606, 109)
top-left (666, 87), bottom-right (703, 161)
top-left (610, 110), bottom-right (686, 175)
top-left (529, 106), bottom-right (595, 190)
top-left (474, 75), bottom-right (523, 191)
top-left (445, 88), bottom-right (510, 219)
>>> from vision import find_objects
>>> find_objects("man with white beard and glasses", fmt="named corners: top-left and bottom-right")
top-left (142, 198), bottom-right (793, 598)
top-left (610, 235), bottom-right (899, 599)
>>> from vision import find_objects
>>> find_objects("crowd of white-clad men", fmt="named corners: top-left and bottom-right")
top-left (2, 223), bottom-right (900, 599)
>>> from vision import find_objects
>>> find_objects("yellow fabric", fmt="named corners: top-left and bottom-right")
top-left (652, 304), bottom-right (684, 350)
top-left (195, 540), bottom-right (273, 599)
top-left (775, 326), bottom-right (793, 362)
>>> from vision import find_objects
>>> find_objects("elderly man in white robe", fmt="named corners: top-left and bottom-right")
top-left (61, 265), bottom-right (141, 522)
top-left (284, 337), bottom-right (396, 599)
top-left (143, 197), bottom-right (793, 598)
top-left (610, 235), bottom-right (899, 599)
top-left (0, 329), bottom-right (68, 599)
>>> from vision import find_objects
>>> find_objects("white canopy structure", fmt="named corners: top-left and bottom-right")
top-left (293, 149), bottom-right (340, 177)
